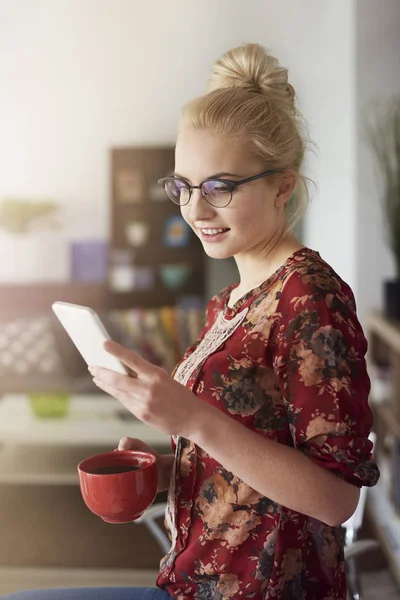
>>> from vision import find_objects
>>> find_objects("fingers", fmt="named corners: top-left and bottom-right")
top-left (91, 368), bottom-right (142, 394)
top-left (103, 340), bottom-right (155, 378)
top-left (117, 437), bottom-right (159, 462)
top-left (118, 436), bottom-right (143, 451)
top-left (93, 377), bottom-right (132, 406)
top-left (118, 437), bottom-right (131, 450)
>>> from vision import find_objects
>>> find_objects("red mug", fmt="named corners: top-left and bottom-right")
top-left (77, 450), bottom-right (157, 523)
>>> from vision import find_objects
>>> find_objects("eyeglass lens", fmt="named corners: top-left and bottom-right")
top-left (164, 179), bottom-right (232, 208)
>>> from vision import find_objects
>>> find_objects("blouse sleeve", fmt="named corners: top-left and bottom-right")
top-left (269, 270), bottom-right (380, 488)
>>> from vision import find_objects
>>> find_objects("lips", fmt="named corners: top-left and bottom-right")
top-left (200, 228), bottom-right (230, 235)
top-left (198, 227), bottom-right (230, 243)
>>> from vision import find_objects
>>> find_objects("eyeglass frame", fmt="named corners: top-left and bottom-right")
top-left (157, 168), bottom-right (282, 208)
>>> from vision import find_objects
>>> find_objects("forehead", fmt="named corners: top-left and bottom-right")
top-left (175, 128), bottom-right (256, 180)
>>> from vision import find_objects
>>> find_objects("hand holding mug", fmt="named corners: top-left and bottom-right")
top-left (117, 437), bottom-right (174, 493)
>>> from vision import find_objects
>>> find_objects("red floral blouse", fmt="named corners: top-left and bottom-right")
top-left (156, 247), bottom-right (379, 600)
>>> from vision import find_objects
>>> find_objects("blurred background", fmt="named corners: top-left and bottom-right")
top-left (0, 0), bottom-right (399, 597)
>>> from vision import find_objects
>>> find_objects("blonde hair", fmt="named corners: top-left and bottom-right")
top-left (180, 43), bottom-right (311, 232)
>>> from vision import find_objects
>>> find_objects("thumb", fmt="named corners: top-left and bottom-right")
top-left (117, 436), bottom-right (144, 451)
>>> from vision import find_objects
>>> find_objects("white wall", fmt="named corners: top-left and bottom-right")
top-left (299, 2), bottom-right (358, 291)
top-left (0, 0), bottom-right (391, 312)
top-left (355, 0), bottom-right (400, 323)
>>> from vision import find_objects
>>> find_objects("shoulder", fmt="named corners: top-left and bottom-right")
top-left (247, 249), bottom-right (357, 327)
top-left (276, 248), bottom-right (357, 318)
top-left (244, 248), bottom-right (363, 349)
top-left (271, 249), bottom-right (365, 350)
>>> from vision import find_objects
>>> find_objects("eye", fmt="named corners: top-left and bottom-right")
top-left (202, 181), bottom-right (230, 195)
top-left (214, 184), bottom-right (230, 193)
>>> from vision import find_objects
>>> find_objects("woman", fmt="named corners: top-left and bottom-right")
top-left (6, 44), bottom-right (379, 600)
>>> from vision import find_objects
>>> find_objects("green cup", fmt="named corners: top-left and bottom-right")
top-left (29, 393), bottom-right (70, 418)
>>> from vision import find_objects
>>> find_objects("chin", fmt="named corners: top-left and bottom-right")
top-left (202, 244), bottom-right (234, 260)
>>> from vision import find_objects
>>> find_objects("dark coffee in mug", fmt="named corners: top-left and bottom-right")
top-left (90, 465), bottom-right (141, 475)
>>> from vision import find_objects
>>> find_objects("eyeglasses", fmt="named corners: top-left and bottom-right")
top-left (157, 169), bottom-right (281, 208)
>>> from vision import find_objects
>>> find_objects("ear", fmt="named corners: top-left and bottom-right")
top-left (274, 172), bottom-right (297, 208)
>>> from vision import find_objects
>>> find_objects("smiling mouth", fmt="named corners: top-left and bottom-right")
top-left (198, 227), bottom-right (231, 243)
top-left (200, 228), bottom-right (230, 235)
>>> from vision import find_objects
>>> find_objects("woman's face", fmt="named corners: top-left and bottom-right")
top-left (175, 128), bottom-right (291, 262)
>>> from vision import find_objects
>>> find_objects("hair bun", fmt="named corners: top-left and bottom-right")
top-left (206, 43), bottom-right (295, 109)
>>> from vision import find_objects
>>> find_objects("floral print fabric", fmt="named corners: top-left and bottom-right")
top-left (156, 247), bottom-right (379, 600)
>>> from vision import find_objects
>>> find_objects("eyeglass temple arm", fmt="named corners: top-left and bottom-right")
top-left (232, 169), bottom-right (282, 187)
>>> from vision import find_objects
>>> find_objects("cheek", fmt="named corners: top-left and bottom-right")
top-left (180, 207), bottom-right (199, 236)
top-left (230, 202), bottom-right (276, 238)
top-left (180, 207), bottom-right (191, 226)
top-left (242, 217), bottom-right (268, 236)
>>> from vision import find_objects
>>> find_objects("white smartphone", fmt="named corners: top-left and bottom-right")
top-left (52, 301), bottom-right (132, 376)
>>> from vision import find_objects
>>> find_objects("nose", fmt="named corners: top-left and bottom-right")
top-left (185, 188), bottom-right (216, 222)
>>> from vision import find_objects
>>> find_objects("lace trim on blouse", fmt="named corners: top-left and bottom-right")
top-left (165, 306), bottom-right (249, 554)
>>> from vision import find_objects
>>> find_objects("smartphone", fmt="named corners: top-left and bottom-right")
top-left (52, 301), bottom-right (132, 376)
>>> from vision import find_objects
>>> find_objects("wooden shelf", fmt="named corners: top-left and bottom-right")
top-left (0, 394), bottom-right (171, 485)
top-left (367, 310), bottom-right (400, 353)
top-left (0, 395), bottom-right (171, 449)
top-left (0, 444), bottom-right (97, 485)
top-left (367, 482), bottom-right (400, 590)
top-left (366, 310), bottom-right (400, 590)
top-left (374, 402), bottom-right (400, 437)
top-left (110, 147), bottom-right (206, 308)
top-left (367, 310), bottom-right (400, 422)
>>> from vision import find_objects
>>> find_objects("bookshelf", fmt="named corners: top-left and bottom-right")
top-left (109, 147), bottom-right (206, 309)
top-left (365, 310), bottom-right (400, 589)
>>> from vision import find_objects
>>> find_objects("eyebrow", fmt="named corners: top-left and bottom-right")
top-left (173, 171), bottom-right (242, 182)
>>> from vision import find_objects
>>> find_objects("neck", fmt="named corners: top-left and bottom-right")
top-left (233, 233), bottom-right (304, 292)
